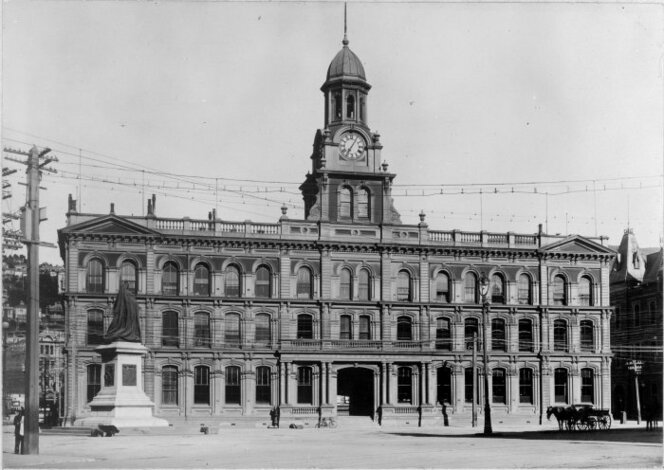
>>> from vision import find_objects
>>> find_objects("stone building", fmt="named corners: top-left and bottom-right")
top-left (609, 229), bottom-right (663, 419)
top-left (57, 33), bottom-right (614, 427)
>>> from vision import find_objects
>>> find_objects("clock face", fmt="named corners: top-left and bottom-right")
top-left (339, 133), bottom-right (366, 160)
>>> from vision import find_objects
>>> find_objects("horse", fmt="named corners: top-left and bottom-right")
top-left (546, 406), bottom-right (577, 431)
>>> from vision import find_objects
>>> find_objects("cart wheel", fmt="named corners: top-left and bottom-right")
top-left (603, 415), bottom-right (612, 430)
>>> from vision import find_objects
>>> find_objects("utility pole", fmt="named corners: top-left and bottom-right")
top-left (627, 360), bottom-right (643, 424)
top-left (4, 145), bottom-right (57, 455)
top-left (472, 333), bottom-right (477, 427)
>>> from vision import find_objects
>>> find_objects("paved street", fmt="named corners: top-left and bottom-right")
top-left (2, 423), bottom-right (661, 469)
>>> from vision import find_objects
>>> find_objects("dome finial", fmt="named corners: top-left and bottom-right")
top-left (342, 2), bottom-right (349, 46)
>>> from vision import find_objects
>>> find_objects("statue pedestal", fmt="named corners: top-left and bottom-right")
top-left (75, 342), bottom-right (168, 428)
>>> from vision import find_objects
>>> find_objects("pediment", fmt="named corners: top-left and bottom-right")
top-left (540, 235), bottom-right (615, 255)
top-left (64, 215), bottom-right (156, 236)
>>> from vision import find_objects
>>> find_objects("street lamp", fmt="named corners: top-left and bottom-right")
top-left (479, 274), bottom-right (493, 435)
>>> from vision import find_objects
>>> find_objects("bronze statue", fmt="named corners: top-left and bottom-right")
top-left (105, 282), bottom-right (142, 343)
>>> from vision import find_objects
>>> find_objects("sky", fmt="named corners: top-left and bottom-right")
top-left (3, 1), bottom-right (663, 265)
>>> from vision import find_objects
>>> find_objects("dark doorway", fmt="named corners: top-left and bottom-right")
top-left (337, 367), bottom-right (374, 416)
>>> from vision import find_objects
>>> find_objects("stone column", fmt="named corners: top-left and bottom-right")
top-left (419, 254), bottom-right (429, 302)
top-left (243, 368), bottom-right (255, 415)
top-left (146, 248), bottom-right (155, 295)
top-left (214, 355), bottom-right (223, 415)
top-left (380, 251), bottom-right (391, 301)
top-left (320, 249), bottom-right (331, 299)
top-left (452, 364), bottom-right (464, 413)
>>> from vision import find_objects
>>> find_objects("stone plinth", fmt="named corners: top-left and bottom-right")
top-left (75, 342), bottom-right (168, 428)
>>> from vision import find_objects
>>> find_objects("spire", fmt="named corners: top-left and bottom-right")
top-left (342, 2), bottom-right (349, 46)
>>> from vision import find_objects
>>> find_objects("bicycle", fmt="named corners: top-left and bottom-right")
top-left (316, 417), bottom-right (337, 429)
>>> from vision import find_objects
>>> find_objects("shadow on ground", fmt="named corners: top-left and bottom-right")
top-left (388, 428), bottom-right (663, 444)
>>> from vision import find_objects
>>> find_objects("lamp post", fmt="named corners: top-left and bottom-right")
top-left (479, 274), bottom-right (493, 435)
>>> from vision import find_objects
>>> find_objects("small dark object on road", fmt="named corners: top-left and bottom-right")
top-left (200, 424), bottom-right (209, 434)
top-left (92, 424), bottom-right (120, 437)
top-left (289, 423), bottom-right (303, 429)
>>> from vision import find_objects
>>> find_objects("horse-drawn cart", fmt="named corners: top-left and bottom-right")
top-left (547, 405), bottom-right (612, 431)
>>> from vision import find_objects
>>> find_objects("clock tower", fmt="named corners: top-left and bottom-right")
top-left (300, 29), bottom-right (401, 225)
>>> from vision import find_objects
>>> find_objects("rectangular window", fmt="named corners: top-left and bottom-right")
top-left (225, 367), bottom-right (241, 405)
top-left (435, 318), bottom-right (451, 351)
top-left (519, 368), bottom-right (533, 404)
top-left (359, 316), bottom-right (371, 340)
top-left (491, 319), bottom-right (506, 351)
top-left (194, 367), bottom-right (210, 405)
top-left (87, 365), bottom-right (101, 403)
top-left (225, 314), bottom-right (241, 347)
top-left (87, 310), bottom-right (104, 345)
top-left (465, 368), bottom-right (475, 403)
top-left (518, 319), bottom-right (533, 352)
top-left (554, 369), bottom-right (568, 403)
top-left (162, 312), bottom-right (179, 347)
top-left (340, 316), bottom-right (352, 340)
top-left (297, 315), bottom-right (313, 339)
top-left (255, 314), bottom-right (271, 344)
top-left (194, 314), bottom-right (211, 347)
top-left (256, 367), bottom-right (271, 405)
top-left (162, 367), bottom-right (178, 405)
top-left (297, 367), bottom-right (313, 404)
top-left (397, 367), bottom-right (412, 404)
top-left (492, 369), bottom-right (506, 404)
top-left (581, 369), bottom-right (594, 403)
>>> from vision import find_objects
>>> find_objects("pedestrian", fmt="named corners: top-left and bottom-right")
top-left (14, 407), bottom-right (24, 454)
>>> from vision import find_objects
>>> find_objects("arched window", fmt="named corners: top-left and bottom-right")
top-left (492, 368), bottom-right (506, 404)
top-left (434, 272), bottom-right (450, 303)
top-left (340, 315), bottom-right (352, 340)
top-left (86, 258), bottom-right (104, 294)
top-left (580, 320), bottom-right (594, 351)
top-left (519, 368), bottom-right (533, 404)
top-left (579, 276), bottom-right (593, 306)
top-left (553, 319), bottom-right (568, 352)
top-left (359, 315), bottom-right (371, 340)
top-left (397, 367), bottom-right (413, 404)
top-left (255, 265), bottom-right (271, 298)
top-left (358, 269), bottom-right (371, 301)
top-left (491, 318), bottom-right (506, 351)
top-left (162, 311), bottom-right (179, 347)
top-left (465, 318), bottom-right (479, 349)
top-left (554, 368), bottom-right (568, 403)
top-left (491, 274), bottom-right (505, 304)
top-left (437, 367), bottom-right (452, 405)
top-left (162, 366), bottom-right (178, 405)
top-left (346, 93), bottom-right (355, 119)
top-left (518, 274), bottom-right (532, 305)
top-left (518, 319), bottom-right (533, 352)
top-left (397, 316), bottom-right (412, 341)
top-left (435, 317), bottom-right (451, 350)
top-left (464, 272), bottom-right (478, 303)
top-left (334, 93), bottom-right (342, 120)
top-left (87, 364), bottom-right (101, 402)
top-left (297, 367), bottom-right (313, 404)
top-left (397, 270), bottom-right (412, 301)
top-left (225, 366), bottom-right (241, 405)
top-left (297, 314), bottom-right (313, 339)
top-left (194, 366), bottom-right (210, 405)
top-left (120, 260), bottom-right (137, 293)
top-left (553, 275), bottom-right (566, 306)
top-left (357, 188), bottom-right (370, 219)
top-left (339, 186), bottom-right (352, 219)
top-left (296, 267), bottom-right (313, 299)
top-left (194, 312), bottom-right (210, 347)
top-left (193, 264), bottom-right (210, 296)
top-left (256, 366), bottom-right (271, 405)
top-left (87, 309), bottom-right (104, 345)
top-left (225, 265), bottom-right (240, 298)
top-left (340, 268), bottom-right (352, 300)
top-left (162, 262), bottom-right (179, 296)
top-left (581, 368), bottom-right (594, 403)
top-left (255, 313), bottom-right (271, 345)
top-left (225, 313), bottom-right (241, 347)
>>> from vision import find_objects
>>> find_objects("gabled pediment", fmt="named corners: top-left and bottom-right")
top-left (540, 235), bottom-right (615, 255)
top-left (62, 215), bottom-right (157, 236)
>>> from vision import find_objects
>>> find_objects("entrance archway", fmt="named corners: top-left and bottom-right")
top-left (336, 367), bottom-right (374, 416)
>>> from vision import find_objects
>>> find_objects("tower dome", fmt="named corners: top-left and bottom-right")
top-left (326, 42), bottom-right (366, 82)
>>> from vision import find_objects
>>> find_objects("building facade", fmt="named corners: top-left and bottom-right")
top-left (609, 229), bottom-right (663, 419)
top-left (58, 34), bottom-right (614, 427)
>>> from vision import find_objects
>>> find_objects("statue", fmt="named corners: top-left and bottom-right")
top-left (105, 282), bottom-right (141, 343)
